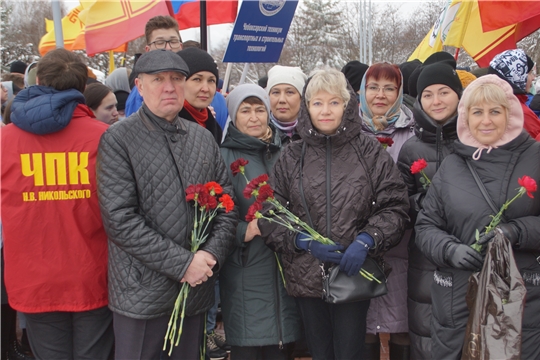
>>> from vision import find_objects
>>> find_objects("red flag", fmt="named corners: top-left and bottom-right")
top-left (83, 0), bottom-right (171, 56)
top-left (172, 0), bottom-right (237, 30)
top-left (478, 0), bottom-right (540, 32)
top-left (472, 20), bottom-right (540, 67)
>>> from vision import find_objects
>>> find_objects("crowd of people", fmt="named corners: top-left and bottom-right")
top-left (1, 14), bottom-right (540, 360)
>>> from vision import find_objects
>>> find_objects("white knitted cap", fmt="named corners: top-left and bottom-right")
top-left (266, 65), bottom-right (307, 95)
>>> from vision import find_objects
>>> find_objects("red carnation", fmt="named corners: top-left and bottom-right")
top-left (198, 191), bottom-right (218, 211)
top-left (410, 159), bottom-right (428, 175)
top-left (231, 158), bottom-right (249, 176)
top-left (256, 184), bottom-right (274, 203)
top-left (376, 136), bottom-right (394, 149)
top-left (252, 174), bottom-right (269, 187)
top-left (243, 174), bottom-right (269, 199)
top-left (185, 184), bottom-right (206, 202)
top-left (518, 176), bottom-right (537, 198)
top-left (205, 181), bottom-right (223, 196)
top-left (219, 194), bottom-right (235, 213)
top-left (246, 201), bottom-right (263, 222)
top-left (243, 182), bottom-right (256, 199)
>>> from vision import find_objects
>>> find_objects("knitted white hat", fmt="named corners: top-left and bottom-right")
top-left (266, 65), bottom-right (307, 95)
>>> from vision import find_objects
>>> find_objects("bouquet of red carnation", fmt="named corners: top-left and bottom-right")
top-left (471, 176), bottom-right (537, 252)
top-left (376, 136), bottom-right (394, 150)
top-left (410, 158), bottom-right (431, 189)
top-left (163, 182), bottom-right (234, 355)
top-left (230, 158), bottom-right (381, 284)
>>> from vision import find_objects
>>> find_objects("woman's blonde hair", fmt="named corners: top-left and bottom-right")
top-left (463, 82), bottom-right (510, 114)
top-left (305, 68), bottom-right (351, 107)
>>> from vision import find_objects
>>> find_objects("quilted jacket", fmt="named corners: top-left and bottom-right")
top-left (259, 82), bottom-right (409, 298)
top-left (97, 104), bottom-right (238, 319)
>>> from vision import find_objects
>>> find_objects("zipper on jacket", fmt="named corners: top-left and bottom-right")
top-left (265, 143), bottom-right (272, 161)
top-left (436, 126), bottom-right (443, 170)
top-left (325, 137), bottom-right (332, 239)
top-left (260, 147), bottom-right (272, 174)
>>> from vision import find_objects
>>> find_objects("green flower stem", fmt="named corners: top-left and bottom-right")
top-left (274, 253), bottom-right (286, 287)
top-left (174, 292), bottom-right (188, 347)
top-left (258, 214), bottom-right (301, 234)
top-left (241, 173), bottom-right (249, 184)
top-left (421, 170), bottom-right (431, 186)
top-left (198, 209), bottom-right (218, 250)
top-left (360, 269), bottom-right (382, 284)
top-left (164, 201), bottom-right (219, 354)
top-left (263, 199), bottom-right (378, 282)
top-left (267, 198), bottom-right (332, 244)
top-left (472, 187), bottom-right (526, 252)
top-left (485, 188), bottom-right (524, 234)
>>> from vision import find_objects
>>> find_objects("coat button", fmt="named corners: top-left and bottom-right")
top-left (170, 136), bottom-right (178, 142)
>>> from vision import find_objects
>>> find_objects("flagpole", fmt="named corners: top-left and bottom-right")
top-left (238, 63), bottom-right (250, 85)
top-left (51, 0), bottom-right (64, 49)
top-left (200, 0), bottom-right (208, 51)
top-left (368, 0), bottom-right (372, 65)
top-left (223, 63), bottom-right (233, 95)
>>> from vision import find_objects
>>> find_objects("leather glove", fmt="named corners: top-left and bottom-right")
top-left (444, 242), bottom-right (483, 271)
top-left (410, 192), bottom-right (426, 213)
top-left (295, 232), bottom-right (344, 264)
top-left (339, 233), bottom-right (374, 277)
top-left (478, 223), bottom-right (519, 246)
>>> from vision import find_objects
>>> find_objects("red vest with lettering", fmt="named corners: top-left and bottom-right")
top-left (1, 105), bottom-right (109, 313)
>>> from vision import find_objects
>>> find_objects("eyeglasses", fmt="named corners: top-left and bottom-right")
top-left (366, 84), bottom-right (398, 95)
top-left (148, 39), bottom-right (182, 50)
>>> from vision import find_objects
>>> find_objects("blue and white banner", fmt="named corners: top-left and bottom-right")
top-left (223, 0), bottom-right (298, 63)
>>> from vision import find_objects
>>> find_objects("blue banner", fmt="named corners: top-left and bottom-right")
top-left (223, 0), bottom-right (298, 63)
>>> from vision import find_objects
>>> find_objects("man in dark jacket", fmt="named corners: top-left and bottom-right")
top-left (97, 50), bottom-right (238, 359)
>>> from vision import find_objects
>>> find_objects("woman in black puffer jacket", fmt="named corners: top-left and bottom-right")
top-left (416, 74), bottom-right (540, 359)
top-left (259, 68), bottom-right (409, 360)
top-left (397, 63), bottom-right (462, 360)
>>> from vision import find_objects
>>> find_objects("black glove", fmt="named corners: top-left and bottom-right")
top-left (444, 242), bottom-right (483, 271)
top-left (411, 192), bottom-right (426, 213)
top-left (478, 223), bottom-right (519, 246)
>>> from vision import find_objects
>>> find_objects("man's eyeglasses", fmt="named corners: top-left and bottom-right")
top-left (148, 39), bottom-right (182, 50)
top-left (366, 84), bottom-right (398, 95)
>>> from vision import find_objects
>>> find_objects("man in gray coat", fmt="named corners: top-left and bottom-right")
top-left (97, 50), bottom-right (238, 359)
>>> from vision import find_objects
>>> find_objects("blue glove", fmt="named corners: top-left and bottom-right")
top-left (295, 232), bottom-right (344, 264)
top-left (339, 233), bottom-right (374, 277)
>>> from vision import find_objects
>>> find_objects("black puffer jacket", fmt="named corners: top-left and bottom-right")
top-left (97, 105), bottom-right (238, 319)
top-left (396, 101), bottom-right (458, 360)
top-left (259, 83), bottom-right (409, 298)
top-left (415, 132), bottom-right (540, 359)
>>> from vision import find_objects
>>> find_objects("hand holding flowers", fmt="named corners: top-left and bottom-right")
top-left (471, 176), bottom-right (537, 252)
top-left (163, 181), bottom-right (234, 355)
top-left (230, 158), bottom-right (381, 283)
